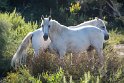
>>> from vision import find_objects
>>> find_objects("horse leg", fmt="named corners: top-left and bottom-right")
top-left (32, 49), bottom-right (40, 63)
top-left (34, 49), bottom-right (40, 57)
top-left (87, 46), bottom-right (94, 63)
top-left (95, 46), bottom-right (106, 76)
top-left (93, 44), bottom-right (104, 66)
top-left (96, 48), bottom-right (104, 66)
top-left (92, 41), bottom-right (104, 66)
top-left (58, 49), bottom-right (66, 67)
top-left (58, 49), bottom-right (65, 59)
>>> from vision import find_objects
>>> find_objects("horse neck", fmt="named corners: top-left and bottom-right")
top-left (49, 20), bottom-right (68, 40)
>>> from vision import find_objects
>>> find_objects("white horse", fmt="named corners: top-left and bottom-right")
top-left (69, 17), bottom-right (109, 40)
top-left (11, 17), bottom-right (109, 68)
top-left (11, 28), bottom-right (51, 68)
top-left (41, 16), bottom-right (108, 65)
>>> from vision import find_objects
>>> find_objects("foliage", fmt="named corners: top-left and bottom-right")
top-left (0, 2), bottom-right (124, 82)
top-left (0, 0), bottom-right (123, 28)
top-left (80, 72), bottom-right (100, 83)
top-left (42, 68), bottom-right (64, 83)
top-left (0, 10), bottom-right (37, 75)
top-left (19, 40), bottom-right (124, 83)
top-left (2, 46), bottom-right (124, 82)
top-left (70, 2), bottom-right (81, 13)
top-left (0, 0), bottom-right (9, 12)
top-left (108, 29), bottom-right (124, 44)
top-left (2, 67), bottom-right (42, 83)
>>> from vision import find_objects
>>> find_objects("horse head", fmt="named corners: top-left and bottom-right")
top-left (41, 16), bottom-right (52, 41)
top-left (94, 17), bottom-right (109, 40)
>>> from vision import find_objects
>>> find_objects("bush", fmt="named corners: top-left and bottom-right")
top-left (0, 10), bottom-right (37, 76)
top-left (2, 67), bottom-right (42, 83)
top-left (26, 43), bottom-right (124, 83)
top-left (108, 29), bottom-right (124, 44)
top-left (42, 67), bottom-right (64, 83)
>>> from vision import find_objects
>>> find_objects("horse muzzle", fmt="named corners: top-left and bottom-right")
top-left (104, 34), bottom-right (109, 40)
top-left (43, 34), bottom-right (48, 41)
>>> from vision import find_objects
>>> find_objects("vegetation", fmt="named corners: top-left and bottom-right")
top-left (1, 43), bottom-right (124, 83)
top-left (0, 0), bottom-right (124, 27)
top-left (0, 10), bottom-right (37, 76)
top-left (0, 0), bottom-right (124, 83)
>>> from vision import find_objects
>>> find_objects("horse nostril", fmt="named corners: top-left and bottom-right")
top-left (104, 34), bottom-right (109, 40)
top-left (43, 34), bottom-right (48, 41)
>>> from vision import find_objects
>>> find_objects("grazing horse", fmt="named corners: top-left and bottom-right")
top-left (69, 17), bottom-right (109, 40)
top-left (41, 16), bottom-right (107, 65)
top-left (11, 28), bottom-right (51, 68)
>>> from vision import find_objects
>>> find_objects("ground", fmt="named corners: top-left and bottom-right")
top-left (114, 44), bottom-right (124, 58)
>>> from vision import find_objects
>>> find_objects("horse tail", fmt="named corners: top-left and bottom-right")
top-left (11, 32), bottom-right (33, 68)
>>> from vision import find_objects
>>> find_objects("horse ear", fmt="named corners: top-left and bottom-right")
top-left (41, 15), bottom-right (44, 20)
top-left (49, 16), bottom-right (52, 21)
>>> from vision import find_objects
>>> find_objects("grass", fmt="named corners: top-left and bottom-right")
top-left (108, 29), bottom-right (124, 45)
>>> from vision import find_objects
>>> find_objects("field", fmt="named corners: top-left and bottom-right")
top-left (0, 11), bottom-right (124, 83)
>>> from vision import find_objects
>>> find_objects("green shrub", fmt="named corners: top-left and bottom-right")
top-left (2, 67), bottom-right (42, 83)
top-left (0, 10), bottom-right (38, 75)
top-left (42, 67), bottom-right (64, 83)
top-left (108, 29), bottom-right (124, 45)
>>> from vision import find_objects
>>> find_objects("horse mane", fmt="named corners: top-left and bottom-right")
top-left (71, 18), bottom-right (105, 29)
top-left (79, 19), bottom-right (95, 26)
top-left (69, 19), bottom-right (97, 28)
top-left (83, 19), bottom-right (96, 24)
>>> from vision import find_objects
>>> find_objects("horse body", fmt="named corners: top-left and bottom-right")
top-left (51, 21), bottom-right (103, 56)
top-left (68, 27), bottom-right (103, 52)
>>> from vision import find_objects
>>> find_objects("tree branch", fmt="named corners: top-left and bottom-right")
top-left (105, 0), bottom-right (121, 17)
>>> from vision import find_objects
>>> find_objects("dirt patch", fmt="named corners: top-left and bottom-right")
top-left (114, 44), bottom-right (124, 57)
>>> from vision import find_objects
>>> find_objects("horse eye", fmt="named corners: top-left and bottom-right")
top-left (101, 26), bottom-right (105, 29)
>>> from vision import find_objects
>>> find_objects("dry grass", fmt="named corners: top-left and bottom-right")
top-left (24, 44), bottom-right (124, 82)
